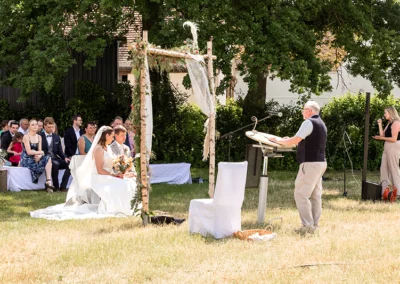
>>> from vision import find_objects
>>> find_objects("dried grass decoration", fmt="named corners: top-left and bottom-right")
top-left (234, 225), bottom-right (276, 242)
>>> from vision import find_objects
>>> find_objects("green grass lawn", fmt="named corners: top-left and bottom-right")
top-left (1, 169), bottom-right (400, 283)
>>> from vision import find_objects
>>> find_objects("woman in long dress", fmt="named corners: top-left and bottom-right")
top-left (30, 126), bottom-right (136, 219)
top-left (20, 119), bottom-right (54, 193)
top-left (373, 106), bottom-right (400, 198)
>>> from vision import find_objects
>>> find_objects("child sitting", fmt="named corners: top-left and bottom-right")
top-left (7, 132), bottom-right (23, 166)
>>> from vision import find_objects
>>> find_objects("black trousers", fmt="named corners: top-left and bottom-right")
top-left (51, 158), bottom-right (71, 189)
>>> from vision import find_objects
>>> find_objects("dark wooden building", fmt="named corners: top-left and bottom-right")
top-left (0, 42), bottom-right (118, 110)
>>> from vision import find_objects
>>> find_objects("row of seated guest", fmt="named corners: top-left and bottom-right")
top-left (1, 115), bottom-right (136, 192)
top-left (0, 117), bottom-right (82, 193)
top-left (1, 115), bottom-right (135, 158)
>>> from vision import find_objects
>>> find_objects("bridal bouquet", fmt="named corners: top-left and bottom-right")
top-left (112, 155), bottom-right (134, 174)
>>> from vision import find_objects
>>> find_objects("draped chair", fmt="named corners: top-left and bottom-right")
top-left (188, 161), bottom-right (248, 239)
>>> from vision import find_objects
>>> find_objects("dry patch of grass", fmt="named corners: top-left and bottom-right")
top-left (1, 170), bottom-right (400, 283)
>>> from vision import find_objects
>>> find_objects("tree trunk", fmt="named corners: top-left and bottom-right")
top-left (243, 72), bottom-right (268, 114)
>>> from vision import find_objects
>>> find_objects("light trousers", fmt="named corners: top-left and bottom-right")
top-left (294, 161), bottom-right (327, 227)
top-left (380, 141), bottom-right (400, 196)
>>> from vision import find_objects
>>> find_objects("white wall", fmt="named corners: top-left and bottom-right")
top-left (170, 66), bottom-right (400, 107)
top-left (264, 67), bottom-right (400, 106)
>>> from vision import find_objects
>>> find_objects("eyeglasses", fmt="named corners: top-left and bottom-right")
top-left (302, 108), bottom-right (311, 112)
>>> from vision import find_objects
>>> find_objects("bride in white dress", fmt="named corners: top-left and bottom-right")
top-left (31, 126), bottom-right (136, 220)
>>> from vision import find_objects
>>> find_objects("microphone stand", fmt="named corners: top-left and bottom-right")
top-left (342, 126), bottom-right (352, 197)
top-left (220, 115), bottom-right (273, 161)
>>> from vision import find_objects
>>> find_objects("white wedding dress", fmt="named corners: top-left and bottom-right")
top-left (30, 126), bottom-right (137, 220)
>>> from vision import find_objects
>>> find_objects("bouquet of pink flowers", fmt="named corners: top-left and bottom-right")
top-left (112, 155), bottom-right (134, 174)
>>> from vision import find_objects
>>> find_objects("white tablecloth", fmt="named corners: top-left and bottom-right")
top-left (4, 161), bottom-right (192, 191)
top-left (5, 166), bottom-right (72, 192)
top-left (149, 163), bottom-right (192, 184)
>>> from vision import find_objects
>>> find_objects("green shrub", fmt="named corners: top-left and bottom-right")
top-left (323, 93), bottom-right (400, 170)
top-left (59, 80), bottom-right (107, 133)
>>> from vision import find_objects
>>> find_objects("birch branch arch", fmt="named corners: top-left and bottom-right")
top-left (129, 24), bottom-right (218, 225)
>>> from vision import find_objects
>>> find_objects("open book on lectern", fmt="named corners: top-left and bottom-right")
top-left (245, 130), bottom-right (296, 151)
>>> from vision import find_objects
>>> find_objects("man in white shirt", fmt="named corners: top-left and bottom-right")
top-left (109, 125), bottom-right (135, 177)
top-left (110, 125), bottom-right (131, 158)
top-left (271, 101), bottom-right (327, 236)
top-left (18, 118), bottom-right (29, 135)
top-left (111, 116), bottom-right (131, 149)
top-left (64, 115), bottom-right (83, 158)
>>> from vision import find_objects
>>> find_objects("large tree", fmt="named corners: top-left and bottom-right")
top-left (0, 0), bottom-right (136, 98)
top-left (133, 0), bottom-right (400, 103)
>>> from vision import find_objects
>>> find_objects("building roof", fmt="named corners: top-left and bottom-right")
top-left (118, 11), bottom-right (142, 70)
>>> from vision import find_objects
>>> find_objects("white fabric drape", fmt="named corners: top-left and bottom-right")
top-left (186, 55), bottom-right (215, 160)
top-left (186, 55), bottom-right (215, 117)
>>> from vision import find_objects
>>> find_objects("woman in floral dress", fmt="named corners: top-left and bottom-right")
top-left (20, 119), bottom-right (54, 193)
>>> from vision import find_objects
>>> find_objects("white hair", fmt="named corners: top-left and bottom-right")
top-left (304, 101), bottom-right (320, 114)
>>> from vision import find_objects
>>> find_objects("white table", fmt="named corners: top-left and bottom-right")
top-left (149, 163), bottom-right (192, 184)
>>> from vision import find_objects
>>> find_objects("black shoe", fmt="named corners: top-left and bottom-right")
top-left (151, 216), bottom-right (185, 226)
top-left (45, 179), bottom-right (54, 193)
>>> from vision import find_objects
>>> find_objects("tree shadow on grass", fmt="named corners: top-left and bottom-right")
top-left (0, 191), bottom-right (66, 221)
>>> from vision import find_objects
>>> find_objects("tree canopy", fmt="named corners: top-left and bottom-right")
top-left (2, 0), bottom-right (400, 100)
top-left (134, 0), bottom-right (400, 100)
top-left (0, 0), bottom-right (135, 97)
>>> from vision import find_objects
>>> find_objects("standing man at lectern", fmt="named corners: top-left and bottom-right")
top-left (270, 101), bottom-right (327, 236)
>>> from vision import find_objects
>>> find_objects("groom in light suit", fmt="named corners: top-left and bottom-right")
top-left (110, 125), bottom-right (131, 158)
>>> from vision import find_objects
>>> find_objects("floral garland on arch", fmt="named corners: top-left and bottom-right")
top-left (128, 38), bottom-right (204, 75)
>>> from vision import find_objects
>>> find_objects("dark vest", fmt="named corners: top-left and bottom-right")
top-left (296, 115), bottom-right (327, 164)
top-left (48, 138), bottom-right (55, 158)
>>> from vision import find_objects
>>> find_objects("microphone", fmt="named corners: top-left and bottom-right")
top-left (268, 111), bottom-right (283, 117)
top-left (251, 116), bottom-right (257, 122)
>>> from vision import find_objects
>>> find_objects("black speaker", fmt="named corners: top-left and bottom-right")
top-left (362, 181), bottom-right (382, 201)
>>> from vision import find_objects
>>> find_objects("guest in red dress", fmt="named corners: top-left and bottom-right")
top-left (7, 132), bottom-right (23, 165)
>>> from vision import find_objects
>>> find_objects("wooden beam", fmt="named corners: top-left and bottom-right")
top-left (207, 37), bottom-right (216, 198)
top-left (147, 47), bottom-right (217, 60)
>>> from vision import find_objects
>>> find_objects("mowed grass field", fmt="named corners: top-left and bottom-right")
top-left (1, 169), bottom-right (400, 283)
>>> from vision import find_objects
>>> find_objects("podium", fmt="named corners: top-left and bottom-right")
top-left (245, 130), bottom-right (295, 224)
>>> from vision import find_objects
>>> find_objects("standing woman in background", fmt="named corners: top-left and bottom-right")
top-left (373, 106), bottom-right (400, 198)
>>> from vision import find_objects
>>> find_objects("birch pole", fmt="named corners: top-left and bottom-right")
top-left (140, 31), bottom-right (149, 225)
top-left (207, 37), bottom-right (216, 198)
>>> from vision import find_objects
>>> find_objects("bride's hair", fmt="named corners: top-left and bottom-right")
top-left (98, 127), bottom-right (113, 147)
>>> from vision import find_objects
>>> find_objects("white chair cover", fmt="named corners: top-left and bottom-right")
top-left (188, 161), bottom-right (248, 239)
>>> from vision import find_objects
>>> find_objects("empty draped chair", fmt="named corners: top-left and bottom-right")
top-left (189, 161), bottom-right (248, 238)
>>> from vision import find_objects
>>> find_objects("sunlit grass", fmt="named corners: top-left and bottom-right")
top-left (1, 169), bottom-right (400, 283)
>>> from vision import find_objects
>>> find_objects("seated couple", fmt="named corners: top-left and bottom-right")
top-left (31, 126), bottom-right (137, 219)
